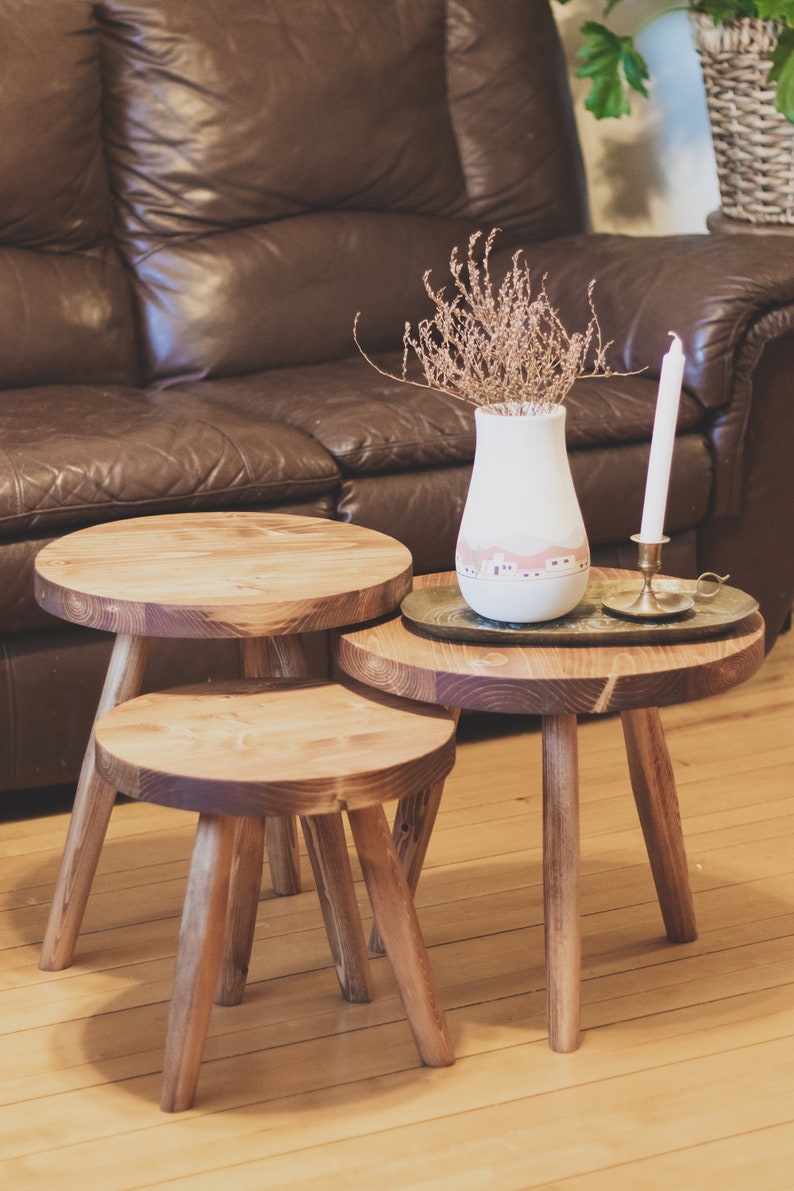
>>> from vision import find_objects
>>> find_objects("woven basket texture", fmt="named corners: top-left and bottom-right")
top-left (690, 15), bottom-right (794, 224)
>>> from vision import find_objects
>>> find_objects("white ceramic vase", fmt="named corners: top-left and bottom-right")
top-left (455, 404), bottom-right (589, 623)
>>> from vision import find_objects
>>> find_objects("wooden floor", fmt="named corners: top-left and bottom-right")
top-left (1, 628), bottom-right (793, 1188)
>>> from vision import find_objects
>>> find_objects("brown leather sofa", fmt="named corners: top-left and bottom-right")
top-left (2, 0), bottom-right (793, 796)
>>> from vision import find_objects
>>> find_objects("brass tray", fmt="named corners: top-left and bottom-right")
top-left (400, 578), bottom-right (758, 647)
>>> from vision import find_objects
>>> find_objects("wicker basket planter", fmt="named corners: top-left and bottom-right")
top-left (690, 15), bottom-right (794, 225)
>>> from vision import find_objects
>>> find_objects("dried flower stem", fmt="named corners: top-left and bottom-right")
top-left (354, 229), bottom-right (621, 414)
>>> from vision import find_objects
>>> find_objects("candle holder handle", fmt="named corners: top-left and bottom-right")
top-left (601, 534), bottom-right (695, 621)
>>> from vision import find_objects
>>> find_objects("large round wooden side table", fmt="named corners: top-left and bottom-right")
top-left (334, 569), bottom-right (766, 1052)
top-left (35, 512), bottom-right (412, 1006)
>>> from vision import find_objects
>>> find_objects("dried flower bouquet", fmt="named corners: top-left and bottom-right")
top-left (354, 229), bottom-right (619, 415)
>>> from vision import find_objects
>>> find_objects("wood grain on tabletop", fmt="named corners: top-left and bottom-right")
top-left (34, 512), bottom-right (412, 637)
top-left (335, 568), bottom-right (765, 714)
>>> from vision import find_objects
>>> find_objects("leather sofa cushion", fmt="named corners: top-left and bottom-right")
top-left (96, 0), bottom-right (588, 382)
top-left (128, 211), bottom-right (480, 382)
top-left (0, 1), bottom-right (138, 388)
top-left (98, 0), bottom-right (585, 245)
top-left (169, 354), bottom-right (706, 475)
top-left (100, 0), bottom-right (467, 235)
top-left (0, 386), bottom-right (339, 535)
top-left (336, 436), bottom-right (713, 574)
top-left (168, 358), bottom-right (476, 473)
top-left (0, 244), bottom-right (138, 389)
top-left (1, 0), bottom-right (108, 252)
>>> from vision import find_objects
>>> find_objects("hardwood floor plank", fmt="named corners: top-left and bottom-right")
top-left (5, 1022), bottom-right (794, 1190)
top-left (0, 629), bottom-right (791, 1186)
top-left (548, 1123), bottom-right (794, 1190)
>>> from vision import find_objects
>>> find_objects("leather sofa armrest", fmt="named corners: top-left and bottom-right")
top-left (501, 232), bottom-right (794, 404)
top-left (497, 232), bottom-right (794, 516)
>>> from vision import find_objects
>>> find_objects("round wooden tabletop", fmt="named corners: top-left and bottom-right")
top-left (34, 512), bottom-right (413, 638)
top-left (334, 570), bottom-right (766, 715)
top-left (94, 678), bottom-right (457, 817)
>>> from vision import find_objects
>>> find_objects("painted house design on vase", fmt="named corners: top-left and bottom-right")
top-left (456, 530), bottom-right (589, 583)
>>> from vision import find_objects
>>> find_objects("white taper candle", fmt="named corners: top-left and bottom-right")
top-left (639, 332), bottom-right (686, 543)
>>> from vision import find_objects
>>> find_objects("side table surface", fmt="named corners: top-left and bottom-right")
top-left (34, 512), bottom-right (413, 637)
top-left (335, 569), bottom-right (765, 715)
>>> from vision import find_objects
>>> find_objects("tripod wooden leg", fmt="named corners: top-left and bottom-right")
top-left (369, 709), bottom-right (459, 955)
top-left (542, 713), bottom-right (581, 1054)
top-left (242, 636), bottom-right (304, 895)
top-left (217, 636), bottom-right (305, 1001)
top-left (264, 814), bottom-right (302, 896)
top-left (214, 816), bottom-right (266, 1006)
top-left (368, 776), bottom-right (446, 956)
top-left (348, 803), bottom-right (454, 1067)
top-left (249, 636), bottom-right (373, 1005)
top-left (301, 814), bottom-right (373, 1004)
top-left (39, 634), bottom-right (150, 971)
top-left (161, 813), bottom-right (236, 1113)
top-left (621, 706), bottom-right (697, 944)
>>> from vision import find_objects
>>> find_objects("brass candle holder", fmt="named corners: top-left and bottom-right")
top-left (601, 535), bottom-right (695, 621)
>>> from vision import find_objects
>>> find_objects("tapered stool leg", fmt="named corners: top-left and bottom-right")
top-left (222, 635), bottom-right (372, 1005)
top-left (39, 634), bottom-right (150, 971)
top-left (264, 815), bottom-right (301, 896)
top-left (369, 708), bottom-right (460, 955)
top-left (214, 816), bottom-right (266, 1006)
top-left (348, 803), bottom-right (454, 1067)
top-left (216, 636), bottom-right (304, 1002)
top-left (301, 815), bottom-right (373, 1003)
top-left (621, 706), bottom-right (697, 944)
top-left (542, 713), bottom-right (581, 1053)
top-left (242, 636), bottom-right (304, 895)
top-left (368, 776), bottom-right (446, 957)
top-left (161, 812), bottom-right (236, 1113)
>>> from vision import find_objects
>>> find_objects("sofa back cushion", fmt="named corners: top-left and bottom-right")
top-left (0, 0), bottom-right (138, 388)
top-left (97, 0), bottom-right (588, 382)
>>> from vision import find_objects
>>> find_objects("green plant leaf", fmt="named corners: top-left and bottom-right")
top-left (768, 27), bottom-right (794, 121)
top-left (575, 22), bottom-right (650, 119)
top-left (622, 45), bottom-right (651, 97)
top-left (756, 1), bottom-right (794, 22)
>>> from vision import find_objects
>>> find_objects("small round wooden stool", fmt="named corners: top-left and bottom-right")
top-left (35, 512), bottom-right (412, 1008)
top-left (94, 677), bottom-right (457, 1112)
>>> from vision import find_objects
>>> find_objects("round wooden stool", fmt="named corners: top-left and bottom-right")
top-left (93, 676), bottom-right (457, 1112)
top-left (335, 569), bottom-right (766, 1053)
top-left (35, 512), bottom-right (412, 1008)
